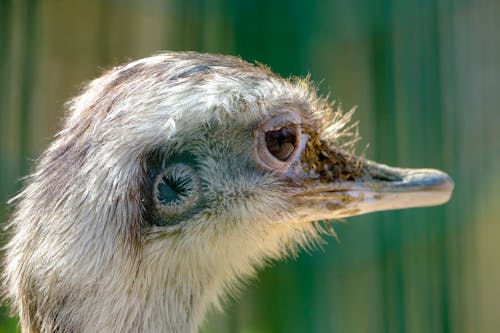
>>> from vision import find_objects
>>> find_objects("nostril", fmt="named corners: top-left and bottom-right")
top-left (370, 173), bottom-right (402, 182)
top-left (362, 162), bottom-right (404, 182)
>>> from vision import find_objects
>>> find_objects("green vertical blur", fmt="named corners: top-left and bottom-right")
top-left (1, 0), bottom-right (499, 332)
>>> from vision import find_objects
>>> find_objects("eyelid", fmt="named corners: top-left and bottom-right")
top-left (260, 113), bottom-right (301, 132)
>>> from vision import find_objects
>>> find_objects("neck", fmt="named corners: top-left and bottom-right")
top-left (46, 262), bottom-right (218, 333)
top-left (14, 203), bottom-right (311, 332)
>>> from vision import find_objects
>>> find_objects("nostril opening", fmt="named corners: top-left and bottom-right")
top-left (370, 173), bottom-right (402, 182)
top-left (363, 163), bottom-right (404, 182)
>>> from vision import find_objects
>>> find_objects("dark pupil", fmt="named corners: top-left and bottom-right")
top-left (265, 126), bottom-right (297, 161)
top-left (157, 176), bottom-right (186, 204)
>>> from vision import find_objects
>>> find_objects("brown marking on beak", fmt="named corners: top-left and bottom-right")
top-left (300, 127), bottom-right (365, 183)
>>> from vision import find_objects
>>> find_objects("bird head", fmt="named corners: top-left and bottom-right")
top-left (4, 52), bottom-right (454, 333)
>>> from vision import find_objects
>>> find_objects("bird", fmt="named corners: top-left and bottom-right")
top-left (3, 51), bottom-right (454, 333)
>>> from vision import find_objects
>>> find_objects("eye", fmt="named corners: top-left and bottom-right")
top-left (265, 125), bottom-right (297, 161)
top-left (255, 113), bottom-right (302, 171)
top-left (153, 163), bottom-right (200, 222)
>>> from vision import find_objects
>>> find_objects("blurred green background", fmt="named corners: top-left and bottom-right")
top-left (1, 0), bottom-right (499, 332)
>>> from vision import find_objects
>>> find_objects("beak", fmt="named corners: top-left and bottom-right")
top-left (292, 134), bottom-right (454, 221)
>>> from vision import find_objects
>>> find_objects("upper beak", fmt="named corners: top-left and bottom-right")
top-left (293, 135), bottom-right (454, 221)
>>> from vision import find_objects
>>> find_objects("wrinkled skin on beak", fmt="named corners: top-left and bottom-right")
top-left (292, 128), bottom-right (454, 221)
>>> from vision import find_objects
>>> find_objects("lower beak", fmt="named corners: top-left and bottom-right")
top-left (293, 159), bottom-right (454, 221)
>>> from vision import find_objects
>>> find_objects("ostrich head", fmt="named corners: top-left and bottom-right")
top-left (3, 52), bottom-right (453, 333)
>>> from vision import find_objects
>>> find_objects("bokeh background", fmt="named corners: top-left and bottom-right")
top-left (1, 0), bottom-right (499, 332)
